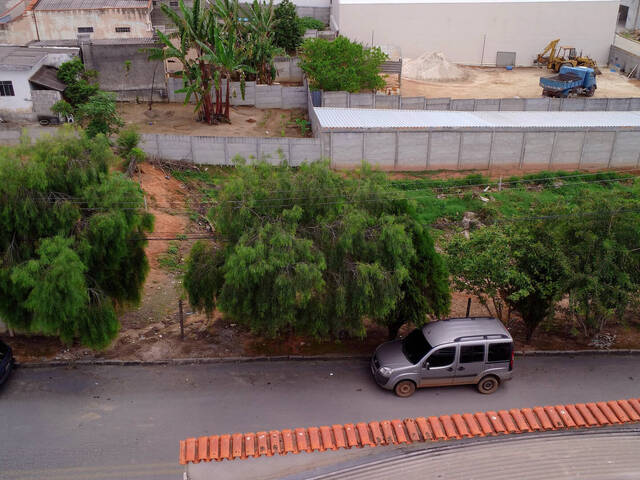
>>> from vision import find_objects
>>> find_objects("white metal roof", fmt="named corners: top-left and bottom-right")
top-left (314, 107), bottom-right (640, 130)
top-left (34, 0), bottom-right (149, 10)
top-left (339, 0), bottom-right (614, 4)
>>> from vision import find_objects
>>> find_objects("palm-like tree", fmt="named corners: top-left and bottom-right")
top-left (199, 24), bottom-right (253, 120)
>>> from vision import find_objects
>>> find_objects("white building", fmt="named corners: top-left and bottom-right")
top-left (330, 0), bottom-right (619, 66)
top-left (0, 45), bottom-right (77, 121)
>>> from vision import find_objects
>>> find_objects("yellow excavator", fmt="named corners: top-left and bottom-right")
top-left (535, 39), bottom-right (601, 75)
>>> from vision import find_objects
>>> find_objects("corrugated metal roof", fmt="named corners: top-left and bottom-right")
top-left (34, 0), bottom-right (149, 10)
top-left (29, 65), bottom-right (65, 90)
top-left (0, 46), bottom-right (46, 70)
top-left (314, 107), bottom-right (640, 130)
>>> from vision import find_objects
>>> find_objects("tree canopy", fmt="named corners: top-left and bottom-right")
top-left (184, 161), bottom-right (450, 339)
top-left (0, 130), bottom-right (154, 348)
top-left (273, 0), bottom-right (302, 53)
top-left (299, 37), bottom-right (388, 92)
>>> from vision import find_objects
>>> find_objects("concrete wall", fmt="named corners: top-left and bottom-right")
top-left (80, 40), bottom-right (166, 99)
top-left (609, 45), bottom-right (640, 79)
top-left (139, 133), bottom-right (322, 165)
top-left (0, 10), bottom-right (38, 45)
top-left (319, 92), bottom-right (640, 111)
top-left (31, 89), bottom-right (61, 115)
top-left (33, 8), bottom-right (153, 41)
top-left (274, 57), bottom-right (303, 83)
top-left (334, 0), bottom-right (618, 65)
top-left (619, 0), bottom-right (640, 29)
top-left (167, 77), bottom-right (307, 109)
top-left (319, 128), bottom-right (640, 170)
top-left (0, 69), bottom-right (34, 118)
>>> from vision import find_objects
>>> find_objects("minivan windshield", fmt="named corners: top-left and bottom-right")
top-left (401, 329), bottom-right (433, 364)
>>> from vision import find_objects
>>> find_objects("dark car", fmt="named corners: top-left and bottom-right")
top-left (0, 339), bottom-right (14, 385)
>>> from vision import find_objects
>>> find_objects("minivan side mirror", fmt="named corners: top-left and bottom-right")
top-left (423, 361), bottom-right (430, 369)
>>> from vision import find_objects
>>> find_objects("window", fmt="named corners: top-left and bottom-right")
top-left (115, 26), bottom-right (131, 33)
top-left (427, 347), bottom-right (456, 368)
top-left (488, 342), bottom-right (513, 362)
top-left (77, 27), bottom-right (94, 33)
top-left (460, 344), bottom-right (485, 364)
top-left (153, 0), bottom-right (157, 4)
top-left (401, 329), bottom-right (432, 365)
top-left (0, 81), bottom-right (14, 96)
top-left (169, 1), bottom-right (178, 6)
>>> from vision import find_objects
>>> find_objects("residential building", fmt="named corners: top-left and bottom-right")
top-left (0, 45), bottom-right (78, 120)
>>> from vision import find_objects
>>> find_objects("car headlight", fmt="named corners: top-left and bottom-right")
top-left (378, 367), bottom-right (393, 377)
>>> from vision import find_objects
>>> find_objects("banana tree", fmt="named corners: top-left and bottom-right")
top-left (245, 0), bottom-right (281, 84)
top-left (198, 25), bottom-right (254, 121)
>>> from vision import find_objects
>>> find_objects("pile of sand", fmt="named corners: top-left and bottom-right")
top-left (402, 52), bottom-right (468, 82)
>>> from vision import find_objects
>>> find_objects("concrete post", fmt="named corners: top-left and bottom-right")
top-left (487, 131), bottom-right (495, 170)
top-left (288, 140), bottom-right (293, 164)
top-left (519, 132), bottom-right (527, 168)
top-left (549, 131), bottom-right (558, 168)
top-left (257, 137), bottom-right (262, 161)
top-left (189, 136), bottom-right (194, 162)
top-left (224, 137), bottom-right (229, 165)
top-left (578, 131), bottom-right (588, 168)
top-left (457, 133), bottom-right (464, 168)
top-left (394, 131), bottom-right (399, 169)
top-left (607, 131), bottom-right (618, 168)
top-left (155, 134), bottom-right (160, 158)
top-left (426, 131), bottom-right (432, 169)
top-left (361, 133), bottom-right (366, 161)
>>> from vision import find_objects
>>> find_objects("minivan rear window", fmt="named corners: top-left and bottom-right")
top-left (460, 344), bottom-right (485, 363)
top-left (402, 329), bottom-right (433, 364)
top-left (488, 342), bottom-right (512, 362)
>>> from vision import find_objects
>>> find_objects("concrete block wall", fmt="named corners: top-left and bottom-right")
top-left (609, 45), bottom-right (640, 79)
top-left (141, 133), bottom-right (322, 165)
top-left (166, 78), bottom-right (306, 109)
top-left (318, 90), bottom-right (640, 112)
top-left (274, 57), bottom-right (303, 83)
top-left (320, 129), bottom-right (640, 171)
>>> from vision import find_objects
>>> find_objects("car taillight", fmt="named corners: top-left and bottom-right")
top-left (509, 349), bottom-right (514, 371)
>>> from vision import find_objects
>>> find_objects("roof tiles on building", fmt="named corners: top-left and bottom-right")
top-left (179, 397), bottom-right (640, 464)
top-left (34, 0), bottom-right (150, 10)
top-left (314, 107), bottom-right (640, 130)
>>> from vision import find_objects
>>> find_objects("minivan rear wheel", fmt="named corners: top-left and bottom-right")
top-left (477, 375), bottom-right (499, 394)
top-left (394, 380), bottom-right (416, 398)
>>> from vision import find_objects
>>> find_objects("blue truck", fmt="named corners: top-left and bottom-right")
top-left (540, 66), bottom-right (597, 98)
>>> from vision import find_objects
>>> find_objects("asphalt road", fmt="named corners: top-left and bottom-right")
top-left (1, 355), bottom-right (639, 480)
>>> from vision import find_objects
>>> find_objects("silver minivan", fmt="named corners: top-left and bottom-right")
top-left (371, 317), bottom-right (514, 397)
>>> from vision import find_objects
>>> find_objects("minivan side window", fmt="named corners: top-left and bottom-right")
top-left (460, 344), bottom-right (485, 363)
top-left (427, 346), bottom-right (456, 367)
top-left (488, 342), bottom-right (512, 362)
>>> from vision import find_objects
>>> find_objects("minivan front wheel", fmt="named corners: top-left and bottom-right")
top-left (394, 380), bottom-right (416, 398)
top-left (477, 376), bottom-right (499, 394)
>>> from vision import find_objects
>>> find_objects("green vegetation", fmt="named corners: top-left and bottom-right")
top-left (299, 37), bottom-right (388, 92)
top-left (273, 0), bottom-right (302, 53)
top-left (297, 16), bottom-right (325, 33)
top-left (159, 241), bottom-right (186, 272)
top-left (148, 0), bottom-right (286, 124)
top-left (0, 130), bottom-right (154, 349)
top-left (52, 59), bottom-right (123, 137)
top-left (183, 161), bottom-right (450, 339)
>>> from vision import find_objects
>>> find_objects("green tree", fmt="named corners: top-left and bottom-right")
top-left (273, 0), bottom-right (301, 53)
top-left (447, 224), bottom-right (568, 342)
top-left (184, 161), bottom-right (450, 339)
top-left (299, 36), bottom-right (388, 92)
top-left (0, 130), bottom-right (154, 349)
top-left (556, 196), bottom-right (640, 336)
top-left (56, 57), bottom-right (99, 108)
top-left (77, 91), bottom-right (124, 137)
top-left (245, 0), bottom-right (282, 84)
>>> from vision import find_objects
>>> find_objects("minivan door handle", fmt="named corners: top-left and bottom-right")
top-left (446, 367), bottom-right (454, 372)
top-left (457, 366), bottom-right (465, 371)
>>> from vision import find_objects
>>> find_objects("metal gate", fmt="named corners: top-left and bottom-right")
top-left (496, 51), bottom-right (516, 67)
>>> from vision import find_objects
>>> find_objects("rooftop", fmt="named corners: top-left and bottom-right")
top-left (314, 108), bottom-right (640, 130)
top-left (34, 0), bottom-right (150, 10)
top-left (422, 317), bottom-right (511, 346)
top-left (0, 46), bottom-right (47, 71)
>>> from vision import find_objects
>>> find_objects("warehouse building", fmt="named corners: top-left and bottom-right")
top-left (330, 0), bottom-right (619, 66)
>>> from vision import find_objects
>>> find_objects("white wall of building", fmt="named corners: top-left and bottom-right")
top-left (333, 0), bottom-right (618, 65)
top-left (0, 68), bottom-right (36, 113)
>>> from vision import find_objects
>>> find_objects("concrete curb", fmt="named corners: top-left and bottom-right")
top-left (14, 349), bottom-right (640, 368)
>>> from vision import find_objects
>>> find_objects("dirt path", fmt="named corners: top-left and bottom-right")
top-left (119, 103), bottom-right (309, 138)
top-left (399, 67), bottom-right (640, 99)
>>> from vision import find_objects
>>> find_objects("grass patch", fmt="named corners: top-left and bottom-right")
top-left (158, 241), bottom-right (186, 273)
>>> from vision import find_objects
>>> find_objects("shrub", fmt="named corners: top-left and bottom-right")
top-left (273, 0), bottom-right (302, 53)
top-left (299, 36), bottom-right (388, 92)
top-left (297, 16), bottom-right (324, 33)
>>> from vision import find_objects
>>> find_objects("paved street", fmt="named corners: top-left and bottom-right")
top-left (1, 355), bottom-right (639, 480)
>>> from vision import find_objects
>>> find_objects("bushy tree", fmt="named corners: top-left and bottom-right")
top-left (77, 91), bottom-right (124, 137)
top-left (56, 57), bottom-right (99, 108)
top-left (556, 195), bottom-right (640, 336)
top-left (184, 161), bottom-right (450, 339)
top-left (297, 16), bottom-right (324, 33)
top-left (447, 224), bottom-right (568, 342)
top-left (0, 130), bottom-right (154, 349)
top-left (273, 0), bottom-right (301, 53)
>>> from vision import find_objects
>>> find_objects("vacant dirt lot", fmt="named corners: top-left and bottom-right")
top-left (399, 66), bottom-right (640, 99)
top-left (119, 103), bottom-right (309, 138)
